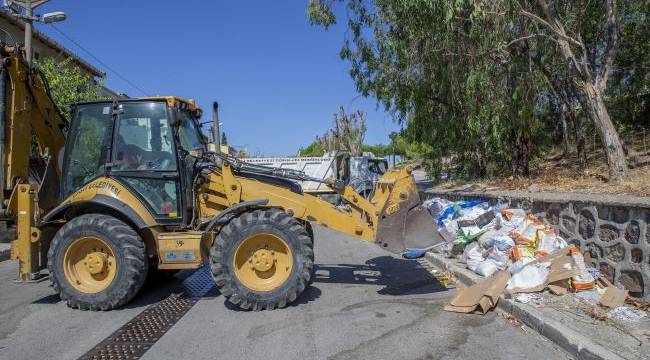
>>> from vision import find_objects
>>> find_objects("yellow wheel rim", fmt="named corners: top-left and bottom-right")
top-left (233, 233), bottom-right (293, 292)
top-left (63, 236), bottom-right (117, 293)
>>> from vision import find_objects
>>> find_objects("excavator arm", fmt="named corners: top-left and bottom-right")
top-left (1, 44), bottom-right (66, 206)
top-left (198, 154), bottom-right (432, 253)
top-left (0, 45), bottom-right (67, 280)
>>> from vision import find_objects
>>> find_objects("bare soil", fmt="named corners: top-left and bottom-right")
top-left (431, 132), bottom-right (650, 197)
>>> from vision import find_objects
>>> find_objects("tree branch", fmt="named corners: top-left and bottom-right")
top-left (519, 10), bottom-right (584, 48)
top-left (504, 33), bottom-right (550, 48)
top-left (597, 0), bottom-right (619, 91)
top-left (534, 0), bottom-right (589, 83)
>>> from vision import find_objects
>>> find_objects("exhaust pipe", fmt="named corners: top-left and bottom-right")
top-left (0, 61), bottom-right (6, 210)
top-left (212, 101), bottom-right (220, 153)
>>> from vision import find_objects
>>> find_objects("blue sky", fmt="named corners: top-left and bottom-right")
top-left (34, 1), bottom-right (400, 156)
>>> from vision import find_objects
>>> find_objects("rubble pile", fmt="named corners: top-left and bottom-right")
top-left (424, 198), bottom-right (649, 321)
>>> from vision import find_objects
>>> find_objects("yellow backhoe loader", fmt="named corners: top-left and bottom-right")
top-left (1, 44), bottom-right (436, 311)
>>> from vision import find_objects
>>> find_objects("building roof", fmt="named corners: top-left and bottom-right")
top-left (0, 9), bottom-right (104, 78)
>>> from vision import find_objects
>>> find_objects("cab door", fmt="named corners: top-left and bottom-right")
top-left (108, 101), bottom-right (183, 226)
top-left (173, 108), bottom-right (206, 225)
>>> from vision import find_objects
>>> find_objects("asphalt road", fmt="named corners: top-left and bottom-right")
top-left (0, 226), bottom-right (568, 360)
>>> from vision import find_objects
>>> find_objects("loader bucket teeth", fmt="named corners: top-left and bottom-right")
top-left (374, 175), bottom-right (442, 254)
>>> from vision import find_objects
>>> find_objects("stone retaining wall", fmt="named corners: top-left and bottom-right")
top-left (422, 190), bottom-right (650, 299)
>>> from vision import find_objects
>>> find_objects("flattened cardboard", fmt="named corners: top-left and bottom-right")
top-left (599, 287), bottom-right (628, 308)
top-left (547, 282), bottom-right (569, 296)
top-left (445, 271), bottom-right (510, 314)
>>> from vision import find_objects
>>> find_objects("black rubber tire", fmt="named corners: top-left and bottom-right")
top-left (47, 214), bottom-right (148, 311)
top-left (210, 208), bottom-right (314, 311)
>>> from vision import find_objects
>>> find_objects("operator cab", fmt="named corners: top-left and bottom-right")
top-left (62, 97), bottom-right (205, 226)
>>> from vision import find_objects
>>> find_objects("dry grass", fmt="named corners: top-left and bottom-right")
top-left (432, 133), bottom-right (650, 197)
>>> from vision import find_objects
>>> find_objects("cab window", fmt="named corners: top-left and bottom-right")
top-left (111, 102), bottom-right (180, 218)
top-left (114, 102), bottom-right (176, 171)
top-left (176, 110), bottom-right (205, 219)
top-left (177, 110), bottom-right (205, 152)
top-left (63, 104), bottom-right (112, 197)
top-left (368, 159), bottom-right (388, 175)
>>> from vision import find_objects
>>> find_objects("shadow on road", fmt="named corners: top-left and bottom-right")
top-left (30, 268), bottom-right (190, 310)
top-left (315, 256), bottom-right (447, 296)
top-left (223, 284), bottom-right (322, 311)
top-left (31, 254), bottom-right (437, 311)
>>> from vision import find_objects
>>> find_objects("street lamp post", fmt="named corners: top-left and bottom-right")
top-left (6, 0), bottom-right (66, 67)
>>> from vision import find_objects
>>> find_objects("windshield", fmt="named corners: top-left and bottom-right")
top-left (177, 110), bottom-right (205, 152)
top-left (368, 159), bottom-right (388, 175)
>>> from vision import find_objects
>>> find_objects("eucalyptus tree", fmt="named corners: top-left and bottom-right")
top-left (308, 0), bottom-right (638, 182)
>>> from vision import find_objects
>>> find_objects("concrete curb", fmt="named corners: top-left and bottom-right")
top-left (423, 189), bottom-right (650, 209)
top-left (424, 251), bottom-right (625, 360)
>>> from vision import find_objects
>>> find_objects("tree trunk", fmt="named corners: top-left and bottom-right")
top-left (581, 82), bottom-right (628, 182)
top-left (511, 135), bottom-right (532, 177)
top-left (572, 115), bottom-right (588, 170)
top-left (531, 0), bottom-right (627, 182)
top-left (508, 70), bottom-right (530, 177)
top-left (560, 103), bottom-right (569, 156)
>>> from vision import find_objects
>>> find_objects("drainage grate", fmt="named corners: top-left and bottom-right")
top-left (79, 266), bottom-right (216, 360)
top-left (79, 293), bottom-right (196, 360)
top-left (182, 266), bottom-right (216, 298)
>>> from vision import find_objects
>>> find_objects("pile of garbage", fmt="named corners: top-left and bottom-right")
top-left (424, 198), bottom-right (643, 318)
top-left (426, 197), bottom-right (570, 279)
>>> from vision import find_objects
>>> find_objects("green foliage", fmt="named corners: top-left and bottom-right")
top-left (298, 141), bottom-right (327, 156)
top-left (307, 0), bottom-right (337, 28)
top-left (34, 57), bottom-right (105, 122)
top-left (361, 143), bottom-right (388, 157)
top-left (608, 1), bottom-right (649, 127)
top-left (308, 0), bottom-right (648, 180)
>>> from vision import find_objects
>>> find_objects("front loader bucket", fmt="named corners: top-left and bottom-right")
top-left (374, 173), bottom-right (443, 254)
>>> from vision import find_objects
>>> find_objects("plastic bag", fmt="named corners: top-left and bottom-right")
top-left (487, 248), bottom-right (510, 270)
top-left (569, 247), bottom-right (596, 290)
top-left (510, 217), bottom-right (544, 246)
top-left (423, 198), bottom-right (451, 217)
top-left (460, 241), bottom-right (479, 264)
top-left (437, 200), bottom-right (488, 227)
top-left (465, 244), bottom-right (485, 272)
top-left (510, 244), bottom-right (536, 261)
top-left (495, 215), bottom-right (525, 238)
top-left (436, 205), bottom-right (458, 228)
top-left (484, 235), bottom-right (515, 251)
top-left (535, 229), bottom-right (567, 257)
top-left (471, 247), bottom-right (509, 277)
top-left (575, 289), bottom-right (602, 305)
top-left (477, 229), bottom-right (497, 248)
top-left (507, 263), bottom-right (549, 290)
top-left (500, 208), bottom-right (526, 221)
top-left (475, 260), bottom-right (498, 277)
top-left (509, 257), bottom-right (534, 274)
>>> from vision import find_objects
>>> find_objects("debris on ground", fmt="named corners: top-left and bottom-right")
top-left (428, 197), bottom-right (649, 323)
top-left (600, 286), bottom-right (629, 308)
top-left (609, 307), bottom-right (648, 322)
top-left (444, 271), bottom-right (510, 314)
top-left (497, 311), bottom-right (523, 327)
top-left (430, 270), bottom-right (457, 289)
